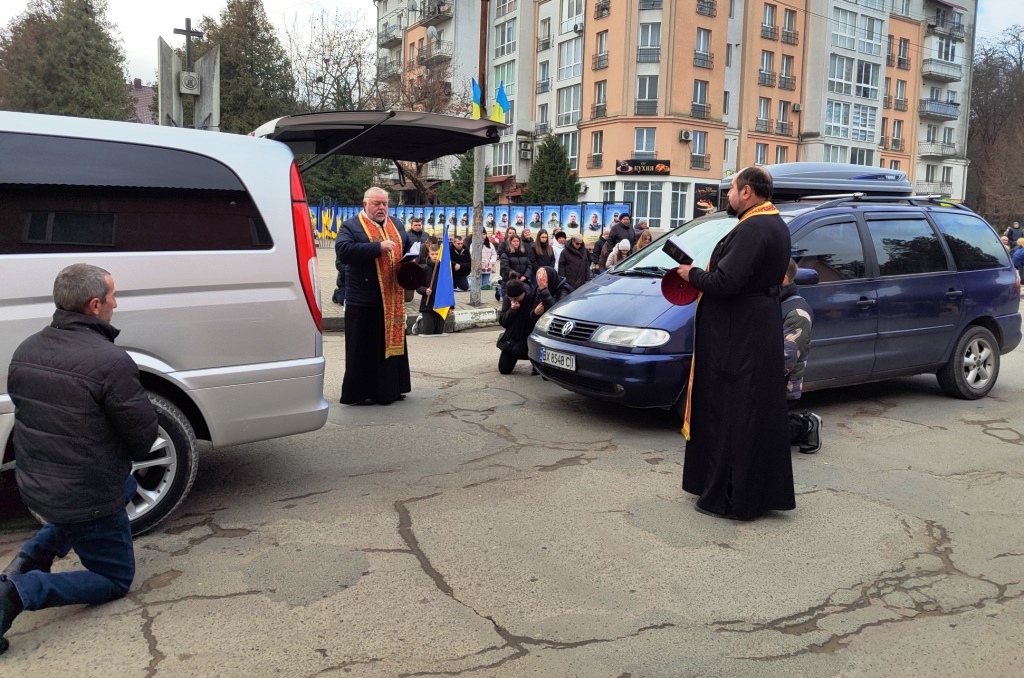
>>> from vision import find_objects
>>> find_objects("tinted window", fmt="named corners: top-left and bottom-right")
top-left (865, 217), bottom-right (948, 276)
top-left (792, 220), bottom-right (866, 282)
top-left (931, 211), bottom-right (1009, 271)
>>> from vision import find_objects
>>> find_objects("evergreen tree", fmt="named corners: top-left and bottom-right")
top-left (0, 0), bottom-right (134, 121)
top-left (302, 155), bottom-right (388, 205)
top-left (522, 134), bottom-right (581, 203)
top-left (435, 151), bottom-right (498, 204)
top-left (192, 0), bottom-right (296, 134)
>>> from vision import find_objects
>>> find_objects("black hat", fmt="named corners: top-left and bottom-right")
top-left (620, 212), bottom-right (631, 220)
top-left (554, 231), bottom-right (567, 241)
top-left (396, 261), bottom-right (426, 290)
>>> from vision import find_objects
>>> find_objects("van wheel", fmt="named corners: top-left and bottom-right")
top-left (129, 394), bottom-right (199, 535)
top-left (936, 326), bottom-right (1000, 400)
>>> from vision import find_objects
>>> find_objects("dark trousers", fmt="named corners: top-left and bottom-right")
top-left (421, 310), bottom-right (445, 335)
top-left (498, 340), bottom-right (529, 374)
top-left (454, 277), bottom-right (470, 291)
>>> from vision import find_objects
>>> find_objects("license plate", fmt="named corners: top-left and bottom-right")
top-left (539, 347), bottom-right (576, 371)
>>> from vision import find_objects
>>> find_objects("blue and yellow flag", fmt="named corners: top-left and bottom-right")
top-left (433, 220), bottom-right (456, 320)
top-left (471, 78), bottom-right (483, 120)
top-left (490, 82), bottom-right (510, 123)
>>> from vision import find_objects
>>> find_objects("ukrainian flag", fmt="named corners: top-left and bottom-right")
top-left (433, 220), bottom-right (456, 320)
top-left (490, 82), bottom-right (510, 124)
top-left (471, 78), bottom-right (483, 120)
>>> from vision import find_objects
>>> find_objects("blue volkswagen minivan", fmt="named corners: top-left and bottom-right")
top-left (528, 164), bottom-right (1022, 415)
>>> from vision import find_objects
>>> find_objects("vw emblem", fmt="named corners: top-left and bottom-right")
top-left (561, 320), bottom-right (575, 337)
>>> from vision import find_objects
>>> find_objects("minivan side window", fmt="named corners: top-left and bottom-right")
top-left (930, 211), bottom-right (1009, 271)
top-left (865, 217), bottom-right (948, 276)
top-left (792, 220), bottom-right (866, 282)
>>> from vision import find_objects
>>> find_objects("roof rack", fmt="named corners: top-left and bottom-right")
top-left (812, 194), bottom-right (973, 212)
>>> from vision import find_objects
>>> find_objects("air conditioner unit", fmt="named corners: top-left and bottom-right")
top-left (519, 149), bottom-right (532, 160)
top-left (573, 23), bottom-right (584, 34)
top-left (679, 130), bottom-right (692, 142)
top-left (792, 103), bottom-right (803, 112)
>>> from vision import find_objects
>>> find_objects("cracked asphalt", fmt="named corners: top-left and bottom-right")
top-left (1, 330), bottom-right (1023, 677)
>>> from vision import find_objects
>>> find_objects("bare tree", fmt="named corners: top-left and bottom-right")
top-left (284, 9), bottom-right (376, 113)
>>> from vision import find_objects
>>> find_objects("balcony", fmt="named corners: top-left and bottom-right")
top-left (694, 51), bottom-right (714, 69)
top-left (417, 41), bottom-right (453, 66)
top-left (536, 78), bottom-right (550, 94)
top-left (691, 102), bottom-right (711, 119)
top-left (691, 153), bottom-right (711, 170)
top-left (779, 74), bottom-right (796, 90)
top-left (927, 19), bottom-right (966, 41)
top-left (697, 0), bottom-right (717, 17)
top-left (879, 136), bottom-right (889, 149)
top-left (537, 35), bottom-right (551, 51)
top-left (922, 58), bottom-right (963, 82)
top-left (535, 121), bottom-right (550, 135)
top-left (897, 56), bottom-right (912, 70)
top-left (377, 58), bottom-right (402, 81)
top-left (916, 181), bottom-right (953, 196)
top-left (633, 151), bottom-right (657, 160)
top-left (894, 97), bottom-right (908, 111)
top-left (496, 0), bottom-right (517, 18)
top-left (594, 0), bottom-right (610, 19)
top-left (891, 137), bottom-right (905, 151)
top-left (591, 103), bottom-right (607, 119)
top-left (919, 98), bottom-right (960, 120)
top-left (776, 120), bottom-right (793, 136)
top-left (918, 141), bottom-right (958, 158)
top-left (635, 100), bottom-right (658, 116)
top-left (638, 47), bottom-right (661, 63)
top-left (639, 0), bottom-right (663, 8)
top-left (755, 117), bottom-right (773, 133)
top-left (378, 24), bottom-right (402, 49)
top-left (587, 153), bottom-right (603, 169)
top-left (883, 95), bottom-right (892, 109)
top-left (782, 28), bottom-right (799, 45)
top-left (593, 52), bottom-right (609, 70)
top-left (886, 53), bottom-right (896, 67)
top-left (415, 1), bottom-right (453, 27)
top-left (761, 24), bottom-right (779, 40)
top-left (758, 71), bottom-right (777, 87)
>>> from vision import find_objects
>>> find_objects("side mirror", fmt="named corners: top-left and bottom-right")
top-left (794, 267), bottom-right (819, 285)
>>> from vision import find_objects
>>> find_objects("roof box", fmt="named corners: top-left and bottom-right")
top-left (720, 163), bottom-right (914, 200)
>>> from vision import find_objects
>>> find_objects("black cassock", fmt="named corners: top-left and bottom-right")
top-left (682, 205), bottom-right (795, 519)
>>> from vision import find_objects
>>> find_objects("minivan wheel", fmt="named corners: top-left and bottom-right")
top-left (936, 326), bottom-right (1000, 400)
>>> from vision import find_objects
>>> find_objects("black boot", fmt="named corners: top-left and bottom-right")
top-left (0, 577), bottom-right (24, 656)
top-left (2, 551), bottom-right (52, 577)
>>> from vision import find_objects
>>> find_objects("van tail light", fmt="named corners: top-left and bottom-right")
top-left (290, 162), bottom-right (322, 333)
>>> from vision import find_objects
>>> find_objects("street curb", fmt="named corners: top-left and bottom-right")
top-left (323, 308), bottom-right (499, 334)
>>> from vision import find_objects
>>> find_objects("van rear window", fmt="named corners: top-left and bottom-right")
top-left (931, 212), bottom-right (1009, 271)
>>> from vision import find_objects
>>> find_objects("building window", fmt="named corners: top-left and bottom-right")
top-left (942, 166), bottom-right (953, 184)
top-left (943, 126), bottom-right (955, 144)
top-left (723, 90), bottom-right (730, 115)
top-left (858, 15), bottom-right (882, 56)
top-left (892, 118), bottom-right (903, 142)
top-left (558, 131), bottom-right (579, 170)
top-left (855, 61), bottom-right (879, 99)
top-left (538, 103), bottom-right (549, 124)
top-left (495, 19), bottom-right (517, 58)
top-left (696, 28), bottom-right (712, 54)
top-left (622, 181), bottom-right (664, 229)
top-left (757, 96), bottom-right (771, 131)
top-left (637, 75), bottom-right (659, 101)
top-left (670, 182), bottom-right (689, 228)
top-left (861, 0), bottom-right (883, 10)
top-left (823, 144), bottom-right (848, 163)
top-left (850, 148), bottom-right (873, 166)
top-left (851, 104), bottom-right (876, 142)
top-left (602, 181), bottom-right (616, 202)
top-left (557, 37), bottom-right (582, 80)
top-left (496, 0), bottom-right (516, 16)
top-left (493, 141), bottom-right (513, 176)
top-left (561, 0), bottom-right (584, 33)
top-left (494, 60), bottom-right (516, 96)
top-left (640, 22), bottom-right (661, 47)
top-left (596, 30), bottom-right (608, 56)
top-left (755, 143), bottom-right (768, 165)
top-left (936, 37), bottom-right (957, 63)
top-left (776, 145), bottom-right (788, 163)
top-left (726, 43), bottom-right (732, 67)
top-left (892, 0), bottom-right (910, 15)
top-left (540, 18), bottom-right (551, 40)
top-left (829, 54), bottom-right (854, 95)
top-left (763, 3), bottom-right (777, 29)
top-left (634, 127), bottom-right (657, 158)
top-left (889, 159), bottom-right (900, 170)
top-left (591, 130), bottom-right (604, 166)
top-left (595, 80), bottom-right (607, 105)
top-left (692, 130), bottom-right (707, 156)
top-left (783, 8), bottom-right (797, 31)
top-left (556, 85), bottom-right (581, 126)
top-left (826, 100), bottom-right (851, 139)
top-left (832, 8), bottom-right (856, 50)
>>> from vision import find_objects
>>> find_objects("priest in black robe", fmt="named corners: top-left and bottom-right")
top-left (675, 166), bottom-right (795, 520)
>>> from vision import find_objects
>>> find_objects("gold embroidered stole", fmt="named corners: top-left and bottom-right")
top-left (358, 211), bottom-right (406, 358)
top-left (683, 201), bottom-right (781, 439)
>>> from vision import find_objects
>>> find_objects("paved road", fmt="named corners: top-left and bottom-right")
top-left (1, 331), bottom-right (1022, 677)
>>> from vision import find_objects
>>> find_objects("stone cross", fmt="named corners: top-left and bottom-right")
top-left (173, 18), bottom-right (204, 71)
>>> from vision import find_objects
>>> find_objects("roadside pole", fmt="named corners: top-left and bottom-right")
top-left (469, 0), bottom-right (490, 307)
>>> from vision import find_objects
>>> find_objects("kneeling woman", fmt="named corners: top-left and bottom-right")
top-left (496, 267), bottom-right (573, 375)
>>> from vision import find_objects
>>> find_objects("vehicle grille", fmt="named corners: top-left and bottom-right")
top-left (536, 364), bottom-right (618, 394)
top-left (547, 317), bottom-right (600, 342)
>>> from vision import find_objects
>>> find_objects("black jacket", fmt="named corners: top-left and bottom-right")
top-left (528, 246), bottom-right (556, 272)
top-left (500, 246), bottom-right (533, 282)
top-left (336, 215), bottom-right (412, 307)
top-left (558, 242), bottom-right (592, 290)
top-left (8, 310), bottom-right (158, 524)
top-left (608, 221), bottom-right (636, 254)
top-left (449, 245), bottom-right (471, 283)
top-left (417, 259), bottom-right (440, 312)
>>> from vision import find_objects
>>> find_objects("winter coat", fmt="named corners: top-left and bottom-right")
top-left (417, 259), bottom-right (440, 312)
top-left (605, 244), bottom-right (632, 269)
top-left (536, 266), bottom-right (575, 306)
top-left (406, 226), bottom-right (430, 247)
top-left (1012, 247), bottom-right (1024, 270)
top-left (336, 215), bottom-right (412, 307)
top-left (449, 245), bottom-right (472, 283)
top-left (528, 245), bottom-right (556, 272)
top-left (8, 310), bottom-right (159, 523)
top-left (781, 285), bottom-right (814, 400)
top-left (558, 242), bottom-right (592, 290)
top-left (608, 221), bottom-right (636, 254)
top-left (500, 246), bottom-right (533, 282)
top-left (480, 243), bottom-right (498, 272)
top-left (592, 236), bottom-right (610, 269)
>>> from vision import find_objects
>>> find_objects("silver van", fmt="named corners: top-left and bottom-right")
top-left (1, 110), bottom-right (501, 534)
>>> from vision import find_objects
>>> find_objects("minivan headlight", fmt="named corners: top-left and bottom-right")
top-left (535, 312), bottom-right (554, 333)
top-left (591, 325), bottom-right (671, 348)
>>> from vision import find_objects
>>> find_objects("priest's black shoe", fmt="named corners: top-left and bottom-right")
top-left (3, 551), bottom-right (53, 577)
top-left (0, 577), bottom-right (24, 656)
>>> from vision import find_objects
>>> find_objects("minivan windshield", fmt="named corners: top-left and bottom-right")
top-left (610, 213), bottom-right (739, 277)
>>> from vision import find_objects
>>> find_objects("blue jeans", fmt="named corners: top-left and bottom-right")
top-left (9, 479), bottom-right (136, 611)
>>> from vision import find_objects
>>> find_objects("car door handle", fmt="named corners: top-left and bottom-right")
top-left (856, 298), bottom-right (877, 307)
top-left (945, 289), bottom-right (964, 298)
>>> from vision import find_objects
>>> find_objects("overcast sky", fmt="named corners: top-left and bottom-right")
top-left (0, 0), bottom-right (1018, 83)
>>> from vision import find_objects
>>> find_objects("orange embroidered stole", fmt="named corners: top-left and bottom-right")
top-left (358, 212), bottom-right (406, 358)
top-left (682, 201), bottom-right (781, 439)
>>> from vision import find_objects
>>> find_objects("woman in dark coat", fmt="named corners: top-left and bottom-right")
top-left (499, 234), bottom-right (533, 284)
top-left (528, 229), bottom-right (556, 272)
top-left (495, 267), bottom-right (568, 375)
top-left (557, 233), bottom-right (591, 291)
